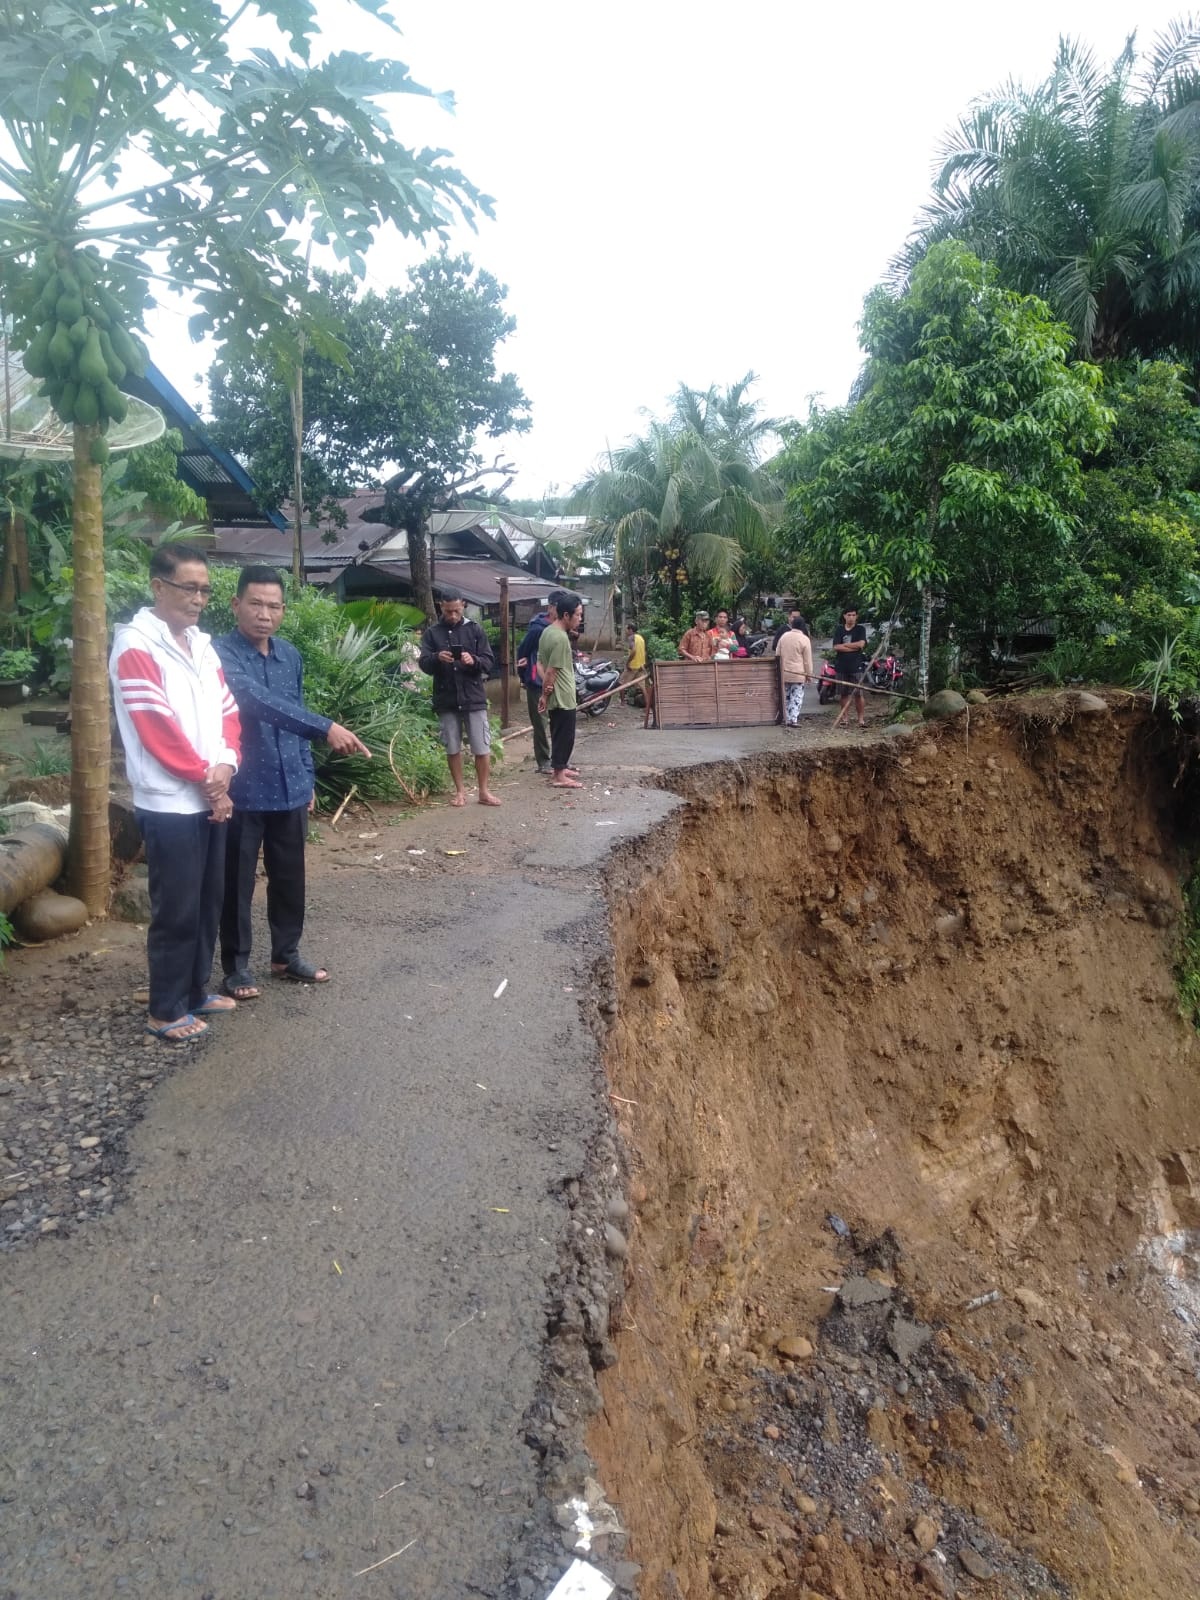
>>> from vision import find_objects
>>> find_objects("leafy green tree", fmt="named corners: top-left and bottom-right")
top-left (1063, 359), bottom-right (1200, 670)
top-left (784, 243), bottom-right (1112, 694)
top-left (572, 375), bottom-right (784, 624)
top-left (208, 254), bottom-right (530, 616)
top-left (0, 0), bottom-right (484, 913)
top-left (122, 432), bottom-right (209, 526)
top-left (901, 22), bottom-right (1200, 364)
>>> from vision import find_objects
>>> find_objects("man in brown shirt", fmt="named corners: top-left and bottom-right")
top-left (679, 610), bottom-right (715, 662)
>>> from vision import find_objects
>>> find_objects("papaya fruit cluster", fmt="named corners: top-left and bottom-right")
top-left (17, 247), bottom-right (149, 466)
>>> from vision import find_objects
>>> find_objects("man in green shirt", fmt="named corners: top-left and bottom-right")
top-left (536, 591), bottom-right (583, 789)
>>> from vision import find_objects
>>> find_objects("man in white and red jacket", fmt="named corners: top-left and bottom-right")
top-left (110, 542), bottom-right (242, 1044)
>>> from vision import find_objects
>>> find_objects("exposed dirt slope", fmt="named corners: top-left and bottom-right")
top-left (593, 699), bottom-right (1200, 1599)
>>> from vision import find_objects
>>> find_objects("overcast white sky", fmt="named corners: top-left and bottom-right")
top-left (156, 0), bottom-right (1193, 498)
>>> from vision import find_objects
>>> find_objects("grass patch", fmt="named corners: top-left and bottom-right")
top-left (21, 739), bottom-right (71, 777)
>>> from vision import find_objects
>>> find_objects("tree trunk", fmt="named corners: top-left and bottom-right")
top-left (65, 425), bottom-right (111, 917)
top-left (407, 521), bottom-right (435, 619)
top-left (919, 476), bottom-right (941, 702)
top-left (289, 362), bottom-right (305, 588)
top-left (919, 583), bottom-right (933, 702)
top-left (0, 511), bottom-right (32, 613)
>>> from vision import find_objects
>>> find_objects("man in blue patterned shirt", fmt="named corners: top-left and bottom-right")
top-left (214, 566), bottom-right (370, 998)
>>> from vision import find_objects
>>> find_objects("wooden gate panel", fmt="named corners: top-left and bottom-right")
top-left (653, 660), bottom-right (781, 728)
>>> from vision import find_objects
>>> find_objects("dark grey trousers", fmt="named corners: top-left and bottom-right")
top-left (138, 809), bottom-right (227, 1022)
top-left (220, 804), bottom-right (307, 975)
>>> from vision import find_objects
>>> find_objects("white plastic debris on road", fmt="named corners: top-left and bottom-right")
top-left (564, 1495), bottom-right (594, 1549)
top-left (557, 1479), bottom-right (623, 1556)
top-left (544, 1558), bottom-right (614, 1600)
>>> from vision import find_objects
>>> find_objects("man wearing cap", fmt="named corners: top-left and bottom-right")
top-left (679, 610), bottom-right (715, 663)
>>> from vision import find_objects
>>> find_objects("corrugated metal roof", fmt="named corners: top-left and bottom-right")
top-left (355, 558), bottom-right (551, 608)
top-left (211, 506), bottom-right (561, 581)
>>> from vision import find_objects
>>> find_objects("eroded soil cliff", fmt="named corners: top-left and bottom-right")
top-left (593, 699), bottom-right (1200, 1599)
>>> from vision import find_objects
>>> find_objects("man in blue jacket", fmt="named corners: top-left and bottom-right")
top-left (516, 591), bottom-right (563, 773)
top-left (214, 565), bottom-right (370, 998)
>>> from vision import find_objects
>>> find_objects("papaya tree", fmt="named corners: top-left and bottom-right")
top-left (0, 0), bottom-right (486, 914)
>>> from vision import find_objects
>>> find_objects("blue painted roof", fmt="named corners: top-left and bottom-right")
top-left (126, 362), bottom-right (287, 531)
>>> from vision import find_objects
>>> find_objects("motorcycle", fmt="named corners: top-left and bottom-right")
top-left (816, 659), bottom-right (839, 704)
top-left (866, 654), bottom-right (904, 692)
top-left (574, 653), bottom-right (622, 717)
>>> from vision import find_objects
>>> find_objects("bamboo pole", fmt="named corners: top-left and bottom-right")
top-left (329, 784), bottom-right (357, 828)
top-left (498, 672), bottom-right (652, 742)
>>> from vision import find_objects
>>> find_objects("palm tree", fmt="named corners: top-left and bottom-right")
top-left (572, 376), bottom-right (784, 623)
top-left (899, 19), bottom-right (1200, 364)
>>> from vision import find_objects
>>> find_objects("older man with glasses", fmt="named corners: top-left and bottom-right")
top-left (214, 564), bottom-right (370, 998)
top-left (109, 541), bottom-right (242, 1044)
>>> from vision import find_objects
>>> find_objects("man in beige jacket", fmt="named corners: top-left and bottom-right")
top-left (774, 617), bottom-right (814, 728)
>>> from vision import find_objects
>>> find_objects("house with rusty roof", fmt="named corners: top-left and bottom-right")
top-left (209, 496), bottom-right (549, 608)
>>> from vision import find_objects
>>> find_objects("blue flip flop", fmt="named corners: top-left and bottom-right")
top-left (194, 994), bottom-right (237, 1015)
top-left (144, 1013), bottom-right (209, 1044)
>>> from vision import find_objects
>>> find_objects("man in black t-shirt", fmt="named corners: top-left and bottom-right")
top-left (830, 604), bottom-right (868, 729)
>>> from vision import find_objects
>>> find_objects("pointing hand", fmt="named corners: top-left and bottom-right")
top-left (326, 722), bottom-right (371, 758)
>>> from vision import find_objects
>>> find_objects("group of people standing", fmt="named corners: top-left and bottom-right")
top-left (675, 602), bottom-right (872, 729)
top-left (514, 590), bottom-right (588, 788)
top-left (109, 549), bottom-right (591, 1049)
top-left (677, 608), bottom-right (752, 662)
top-left (110, 544), bottom-right (370, 1045)
top-left (774, 604), bottom-right (870, 730)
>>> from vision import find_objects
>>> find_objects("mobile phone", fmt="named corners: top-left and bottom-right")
top-left (451, 645), bottom-right (464, 659)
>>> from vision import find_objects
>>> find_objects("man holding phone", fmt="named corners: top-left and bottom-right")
top-left (418, 592), bottom-right (501, 807)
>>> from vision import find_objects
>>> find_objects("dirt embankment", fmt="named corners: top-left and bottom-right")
top-left (592, 701), bottom-right (1200, 1599)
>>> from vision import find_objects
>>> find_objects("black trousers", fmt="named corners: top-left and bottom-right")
top-left (220, 805), bottom-right (307, 975)
top-left (525, 683), bottom-right (550, 766)
top-left (138, 809), bottom-right (227, 1022)
top-left (549, 707), bottom-right (577, 772)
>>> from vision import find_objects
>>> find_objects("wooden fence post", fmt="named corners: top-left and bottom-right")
top-left (499, 576), bottom-right (511, 729)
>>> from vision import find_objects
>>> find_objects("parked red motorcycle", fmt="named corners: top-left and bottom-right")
top-left (816, 659), bottom-right (839, 704)
top-left (866, 654), bottom-right (904, 692)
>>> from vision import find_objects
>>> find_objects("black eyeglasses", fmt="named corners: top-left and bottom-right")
top-left (156, 577), bottom-right (213, 600)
